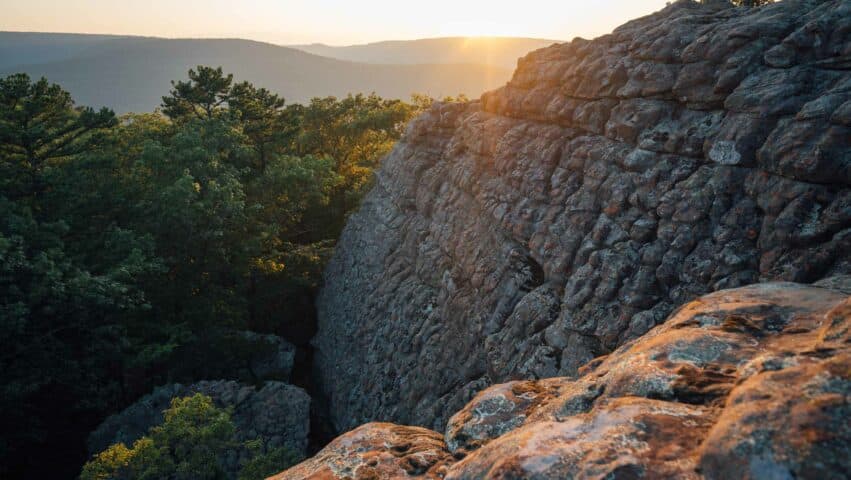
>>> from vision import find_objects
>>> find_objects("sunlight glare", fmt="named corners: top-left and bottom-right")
top-left (439, 20), bottom-right (529, 39)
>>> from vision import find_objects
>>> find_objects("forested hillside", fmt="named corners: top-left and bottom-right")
top-left (0, 33), bottom-right (511, 113)
top-left (0, 32), bottom-right (132, 70)
top-left (0, 66), bottom-right (444, 478)
top-left (289, 37), bottom-right (560, 68)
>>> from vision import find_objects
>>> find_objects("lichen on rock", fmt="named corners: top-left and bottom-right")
top-left (276, 278), bottom-right (851, 479)
top-left (268, 423), bottom-right (455, 480)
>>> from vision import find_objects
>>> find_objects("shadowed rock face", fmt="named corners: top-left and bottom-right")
top-left (314, 0), bottom-right (851, 434)
top-left (276, 279), bottom-right (851, 479)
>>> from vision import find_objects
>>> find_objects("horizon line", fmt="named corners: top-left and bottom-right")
top-left (0, 29), bottom-right (569, 47)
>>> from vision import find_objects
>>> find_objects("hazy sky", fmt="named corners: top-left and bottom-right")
top-left (1, 0), bottom-right (671, 45)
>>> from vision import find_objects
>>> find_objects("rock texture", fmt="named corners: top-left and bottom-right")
top-left (89, 381), bottom-right (310, 477)
top-left (315, 0), bottom-right (851, 433)
top-left (276, 279), bottom-right (851, 479)
top-left (269, 423), bottom-right (455, 480)
top-left (236, 331), bottom-right (297, 381)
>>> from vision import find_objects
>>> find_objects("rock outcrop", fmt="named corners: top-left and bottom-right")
top-left (314, 0), bottom-right (851, 434)
top-left (274, 279), bottom-right (851, 479)
top-left (270, 423), bottom-right (456, 479)
top-left (167, 330), bottom-right (298, 385)
top-left (236, 331), bottom-right (298, 382)
top-left (89, 381), bottom-right (310, 477)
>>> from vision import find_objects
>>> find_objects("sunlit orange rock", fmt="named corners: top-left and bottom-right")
top-left (273, 279), bottom-right (851, 479)
top-left (268, 423), bottom-right (454, 480)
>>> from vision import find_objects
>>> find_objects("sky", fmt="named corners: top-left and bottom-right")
top-left (0, 0), bottom-right (671, 45)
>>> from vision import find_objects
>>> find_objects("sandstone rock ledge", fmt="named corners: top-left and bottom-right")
top-left (272, 279), bottom-right (851, 479)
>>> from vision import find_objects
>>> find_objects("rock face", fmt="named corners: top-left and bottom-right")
top-left (169, 330), bottom-right (298, 385)
top-left (89, 381), bottom-right (310, 477)
top-left (269, 423), bottom-right (455, 480)
top-left (237, 331), bottom-right (297, 381)
top-left (315, 0), bottom-right (851, 433)
top-left (276, 279), bottom-right (851, 479)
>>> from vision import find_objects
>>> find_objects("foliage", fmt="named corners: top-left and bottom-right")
top-left (0, 68), bottom-right (441, 477)
top-left (0, 73), bottom-right (116, 198)
top-left (292, 93), bottom-right (416, 237)
top-left (81, 394), bottom-right (235, 480)
top-left (0, 75), bottom-right (155, 478)
top-left (237, 445), bottom-right (301, 480)
top-left (81, 394), bottom-right (300, 480)
top-left (161, 66), bottom-right (234, 120)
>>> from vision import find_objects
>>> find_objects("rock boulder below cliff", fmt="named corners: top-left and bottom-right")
top-left (274, 279), bottom-right (851, 479)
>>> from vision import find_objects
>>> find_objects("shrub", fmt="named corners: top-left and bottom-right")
top-left (81, 394), bottom-right (233, 480)
top-left (82, 393), bottom-right (301, 480)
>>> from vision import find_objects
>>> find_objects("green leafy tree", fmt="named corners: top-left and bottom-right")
top-left (81, 394), bottom-right (235, 480)
top-left (293, 93), bottom-right (418, 237)
top-left (245, 154), bottom-right (340, 330)
top-left (161, 66), bottom-right (234, 120)
top-left (81, 394), bottom-right (300, 480)
top-left (134, 119), bottom-right (255, 327)
top-left (0, 198), bottom-right (158, 477)
top-left (0, 76), bottom-right (156, 478)
top-left (228, 82), bottom-right (300, 172)
top-left (237, 445), bottom-right (301, 480)
top-left (1, 68), bottom-right (425, 477)
top-left (0, 73), bottom-right (116, 198)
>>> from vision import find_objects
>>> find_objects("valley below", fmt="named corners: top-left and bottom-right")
top-left (0, 34), bottom-right (551, 113)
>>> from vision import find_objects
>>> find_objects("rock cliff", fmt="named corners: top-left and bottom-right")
top-left (314, 0), bottom-right (851, 436)
top-left (275, 278), bottom-right (851, 479)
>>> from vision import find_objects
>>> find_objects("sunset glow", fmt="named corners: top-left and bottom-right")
top-left (1, 0), bottom-right (671, 45)
top-left (437, 21), bottom-right (532, 39)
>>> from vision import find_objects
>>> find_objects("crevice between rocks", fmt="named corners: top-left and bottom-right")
top-left (276, 288), bottom-right (338, 455)
top-left (289, 344), bottom-right (337, 454)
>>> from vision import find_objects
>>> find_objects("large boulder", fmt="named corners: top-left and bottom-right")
top-left (444, 279), bottom-right (851, 479)
top-left (237, 331), bottom-right (297, 381)
top-left (276, 279), bottom-right (851, 479)
top-left (314, 0), bottom-right (851, 433)
top-left (89, 380), bottom-right (310, 477)
top-left (166, 331), bottom-right (297, 385)
top-left (269, 423), bottom-right (454, 480)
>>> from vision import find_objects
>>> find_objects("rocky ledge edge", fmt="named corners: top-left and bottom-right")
top-left (271, 278), bottom-right (850, 479)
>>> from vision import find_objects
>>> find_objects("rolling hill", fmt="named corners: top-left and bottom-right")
top-left (289, 37), bottom-right (561, 69)
top-left (1, 33), bottom-right (522, 113)
top-left (0, 32), bottom-right (135, 70)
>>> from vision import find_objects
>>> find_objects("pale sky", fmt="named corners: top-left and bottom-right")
top-left (1, 0), bottom-right (671, 45)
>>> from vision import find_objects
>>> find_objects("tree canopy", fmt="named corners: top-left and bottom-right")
top-left (0, 73), bottom-right (116, 198)
top-left (0, 67), bottom-right (437, 478)
top-left (80, 394), bottom-right (299, 480)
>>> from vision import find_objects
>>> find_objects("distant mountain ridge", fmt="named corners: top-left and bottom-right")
top-left (0, 32), bottom-right (135, 69)
top-left (0, 32), bottom-right (559, 113)
top-left (289, 37), bottom-right (561, 68)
